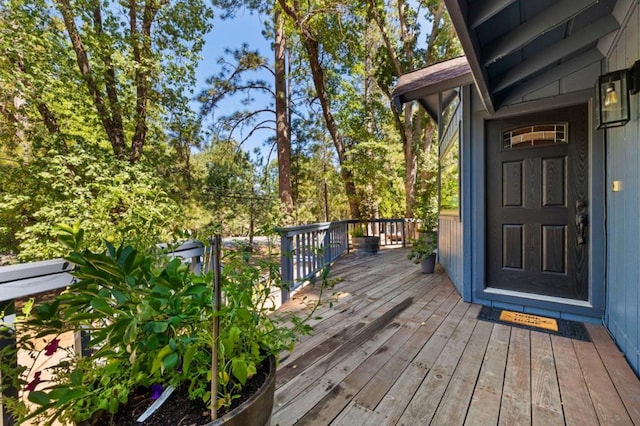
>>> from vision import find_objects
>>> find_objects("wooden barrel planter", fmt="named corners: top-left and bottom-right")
top-left (208, 355), bottom-right (276, 426)
top-left (353, 236), bottom-right (380, 255)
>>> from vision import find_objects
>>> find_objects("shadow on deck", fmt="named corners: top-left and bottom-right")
top-left (273, 247), bottom-right (640, 425)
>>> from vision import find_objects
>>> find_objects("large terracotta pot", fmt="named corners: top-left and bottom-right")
top-left (207, 355), bottom-right (276, 426)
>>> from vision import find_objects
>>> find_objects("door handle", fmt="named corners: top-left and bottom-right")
top-left (576, 199), bottom-right (588, 245)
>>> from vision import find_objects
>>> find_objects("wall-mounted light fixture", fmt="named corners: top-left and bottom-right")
top-left (595, 60), bottom-right (639, 129)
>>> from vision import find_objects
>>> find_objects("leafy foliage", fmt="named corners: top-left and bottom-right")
top-left (0, 227), bottom-right (212, 424)
top-left (0, 0), bottom-right (213, 162)
top-left (194, 139), bottom-right (280, 237)
top-left (407, 232), bottom-right (437, 264)
top-left (0, 226), bottom-right (328, 423)
top-left (289, 116), bottom-right (350, 222)
top-left (0, 0), bottom-right (216, 257)
top-left (414, 130), bottom-right (440, 231)
top-left (0, 145), bottom-right (183, 261)
top-left (0, 0), bottom-right (463, 260)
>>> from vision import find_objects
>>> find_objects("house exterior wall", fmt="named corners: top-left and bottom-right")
top-left (427, 0), bottom-right (638, 382)
top-left (438, 214), bottom-right (463, 294)
top-left (604, 2), bottom-right (640, 376)
top-left (437, 90), bottom-right (467, 297)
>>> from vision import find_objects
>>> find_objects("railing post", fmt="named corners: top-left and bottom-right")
top-left (323, 229), bottom-right (331, 266)
top-left (401, 219), bottom-right (407, 248)
top-left (342, 222), bottom-right (348, 254)
top-left (280, 233), bottom-right (293, 304)
top-left (0, 301), bottom-right (17, 426)
top-left (211, 235), bottom-right (222, 422)
top-left (190, 254), bottom-right (202, 274)
top-left (74, 329), bottom-right (91, 357)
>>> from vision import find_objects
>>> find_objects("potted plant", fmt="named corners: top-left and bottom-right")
top-left (350, 226), bottom-right (380, 255)
top-left (0, 225), bottom-right (327, 425)
top-left (407, 233), bottom-right (437, 273)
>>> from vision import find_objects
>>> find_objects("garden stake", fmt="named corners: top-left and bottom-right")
top-left (211, 235), bottom-right (222, 421)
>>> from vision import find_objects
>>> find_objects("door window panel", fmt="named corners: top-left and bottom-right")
top-left (503, 123), bottom-right (568, 150)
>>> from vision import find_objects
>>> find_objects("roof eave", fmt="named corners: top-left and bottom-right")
top-left (444, 0), bottom-right (496, 113)
top-left (392, 57), bottom-right (474, 119)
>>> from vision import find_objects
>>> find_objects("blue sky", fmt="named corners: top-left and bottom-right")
top-left (195, 8), bottom-right (271, 94)
top-left (193, 8), bottom-right (273, 157)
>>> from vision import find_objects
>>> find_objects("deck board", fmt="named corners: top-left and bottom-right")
top-left (573, 338), bottom-right (633, 425)
top-left (464, 324), bottom-right (510, 426)
top-left (498, 327), bottom-right (531, 425)
top-left (397, 304), bottom-right (482, 425)
top-left (374, 299), bottom-right (471, 423)
top-left (585, 323), bottom-right (640, 424)
top-left (551, 335), bottom-right (600, 426)
top-left (294, 284), bottom-right (447, 425)
top-left (430, 319), bottom-right (493, 425)
top-left (273, 248), bottom-right (640, 426)
top-left (354, 288), bottom-right (459, 411)
top-left (530, 331), bottom-right (563, 425)
top-left (330, 401), bottom-right (391, 426)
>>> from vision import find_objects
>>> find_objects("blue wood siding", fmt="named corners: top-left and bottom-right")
top-left (438, 215), bottom-right (463, 295)
top-left (438, 90), bottom-right (466, 298)
top-left (605, 2), bottom-right (640, 376)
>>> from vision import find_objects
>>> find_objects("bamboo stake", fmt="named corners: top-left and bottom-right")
top-left (211, 235), bottom-right (222, 421)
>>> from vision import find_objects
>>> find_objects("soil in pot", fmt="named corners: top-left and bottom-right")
top-left (90, 358), bottom-right (270, 426)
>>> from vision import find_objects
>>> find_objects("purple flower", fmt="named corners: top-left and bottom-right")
top-left (150, 383), bottom-right (163, 400)
top-left (44, 338), bottom-right (60, 356)
top-left (25, 372), bottom-right (42, 391)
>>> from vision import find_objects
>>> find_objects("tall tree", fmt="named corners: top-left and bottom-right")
top-left (276, 0), bottom-right (362, 219)
top-left (1, 0), bottom-right (213, 163)
top-left (0, 0), bottom-right (214, 257)
top-left (368, 0), bottom-right (459, 218)
top-left (274, 7), bottom-right (294, 215)
top-left (207, 1), bottom-right (295, 218)
top-left (199, 139), bottom-right (278, 239)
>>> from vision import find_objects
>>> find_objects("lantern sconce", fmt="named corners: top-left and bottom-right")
top-left (595, 60), bottom-right (639, 129)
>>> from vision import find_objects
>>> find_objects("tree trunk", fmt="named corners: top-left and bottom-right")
top-left (274, 8), bottom-right (294, 215)
top-left (13, 59), bottom-right (63, 143)
top-left (128, 0), bottom-right (157, 163)
top-left (277, 0), bottom-right (361, 219)
top-left (369, 0), bottom-right (446, 218)
top-left (55, 0), bottom-right (127, 159)
top-left (92, 0), bottom-right (125, 158)
top-left (300, 36), bottom-right (360, 218)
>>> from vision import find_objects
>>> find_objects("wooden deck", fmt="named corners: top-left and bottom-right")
top-left (273, 247), bottom-right (640, 425)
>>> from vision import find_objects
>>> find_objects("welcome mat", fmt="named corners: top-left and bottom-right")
top-left (477, 306), bottom-right (591, 341)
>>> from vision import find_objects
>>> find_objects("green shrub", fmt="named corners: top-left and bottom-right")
top-left (0, 225), bottom-right (330, 424)
top-left (0, 145), bottom-right (184, 261)
top-left (407, 233), bottom-right (437, 264)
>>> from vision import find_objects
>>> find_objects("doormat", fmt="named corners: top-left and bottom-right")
top-left (477, 306), bottom-right (591, 341)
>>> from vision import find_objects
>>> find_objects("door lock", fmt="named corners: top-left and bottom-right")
top-left (576, 199), bottom-right (588, 245)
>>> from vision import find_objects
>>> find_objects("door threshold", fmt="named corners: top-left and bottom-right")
top-left (483, 287), bottom-right (592, 308)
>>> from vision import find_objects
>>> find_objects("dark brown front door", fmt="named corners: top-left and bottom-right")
top-left (486, 105), bottom-right (589, 300)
